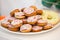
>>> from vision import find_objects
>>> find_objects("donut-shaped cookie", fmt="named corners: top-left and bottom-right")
top-left (23, 7), bottom-right (37, 16)
top-left (43, 23), bottom-right (53, 30)
top-left (27, 16), bottom-right (37, 25)
top-left (20, 24), bottom-right (32, 32)
top-left (7, 17), bottom-right (16, 23)
top-left (32, 26), bottom-right (43, 32)
top-left (37, 20), bottom-right (47, 26)
top-left (42, 10), bottom-right (60, 25)
top-left (15, 12), bottom-right (25, 19)
top-left (10, 9), bottom-right (20, 17)
top-left (8, 24), bottom-right (19, 32)
top-left (1, 21), bottom-right (10, 28)
top-left (11, 19), bottom-right (23, 28)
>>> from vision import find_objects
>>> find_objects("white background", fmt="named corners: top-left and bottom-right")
top-left (1, 0), bottom-right (59, 16)
top-left (0, 0), bottom-right (60, 40)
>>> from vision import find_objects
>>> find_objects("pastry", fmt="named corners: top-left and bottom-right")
top-left (23, 7), bottom-right (37, 16)
top-left (8, 24), bottom-right (19, 32)
top-left (7, 17), bottom-right (16, 23)
top-left (32, 26), bottom-right (43, 32)
top-left (11, 19), bottom-right (23, 28)
top-left (20, 24), bottom-right (32, 32)
top-left (1, 21), bottom-right (10, 28)
top-left (10, 9), bottom-right (20, 17)
top-left (15, 12), bottom-right (25, 19)
top-left (43, 23), bottom-right (53, 30)
top-left (37, 20), bottom-right (47, 26)
top-left (27, 16), bottom-right (37, 25)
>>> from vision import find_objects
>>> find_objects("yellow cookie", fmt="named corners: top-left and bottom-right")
top-left (42, 10), bottom-right (60, 25)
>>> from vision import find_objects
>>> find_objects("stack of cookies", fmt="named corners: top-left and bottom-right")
top-left (1, 6), bottom-right (59, 33)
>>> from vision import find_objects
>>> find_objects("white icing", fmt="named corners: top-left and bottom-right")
top-left (2, 21), bottom-right (10, 24)
top-left (24, 7), bottom-right (34, 14)
top-left (11, 20), bottom-right (22, 25)
top-left (38, 20), bottom-right (47, 23)
top-left (27, 16), bottom-right (37, 22)
top-left (20, 24), bottom-right (32, 31)
top-left (15, 12), bottom-right (24, 17)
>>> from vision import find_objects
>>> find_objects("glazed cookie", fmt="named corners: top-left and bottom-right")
top-left (43, 23), bottom-right (53, 30)
top-left (8, 24), bottom-right (19, 32)
top-left (37, 20), bottom-right (47, 26)
top-left (15, 12), bottom-right (25, 19)
top-left (10, 9), bottom-right (20, 17)
top-left (11, 19), bottom-right (23, 28)
top-left (7, 17), bottom-right (16, 23)
top-left (32, 26), bottom-right (43, 32)
top-left (20, 24), bottom-right (32, 32)
top-left (1, 21), bottom-right (10, 28)
top-left (23, 7), bottom-right (37, 16)
top-left (27, 16), bottom-right (37, 25)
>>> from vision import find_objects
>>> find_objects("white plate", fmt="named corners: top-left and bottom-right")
top-left (0, 19), bottom-right (60, 35)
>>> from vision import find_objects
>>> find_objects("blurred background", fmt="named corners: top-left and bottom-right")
top-left (0, 0), bottom-right (60, 16)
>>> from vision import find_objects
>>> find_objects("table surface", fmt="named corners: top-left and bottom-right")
top-left (0, 0), bottom-right (60, 40)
